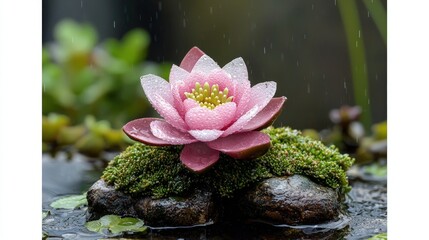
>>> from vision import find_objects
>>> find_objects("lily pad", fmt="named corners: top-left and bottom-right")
top-left (42, 211), bottom-right (50, 219)
top-left (367, 232), bottom-right (387, 240)
top-left (363, 164), bottom-right (387, 177)
top-left (85, 215), bottom-right (147, 235)
top-left (50, 193), bottom-right (87, 209)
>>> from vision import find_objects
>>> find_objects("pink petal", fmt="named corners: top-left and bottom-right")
top-left (191, 54), bottom-right (221, 74)
top-left (183, 98), bottom-right (200, 111)
top-left (150, 120), bottom-right (197, 144)
top-left (222, 105), bottom-right (259, 137)
top-left (180, 142), bottom-right (220, 172)
top-left (177, 72), bottom-right (208, 102)
top-left (152, 95), bottom-right (189, 132)
top-left (185, 102), bottom-right (237, 130)
top-left (141, 74), bottom-right (174, 103)
top-left (180, 47), bottom-right (205, 72)
top-left (206, 70), bottom-right (235, 96)
top-left (169, 65), bottom-right (189, 116)
top-left (237, 81), bottom-right (277, 120)
top-left (188, 129), bottom-right (224, 142)
top-left (169, 64), bottom-right (190, 86)
top-left (141, 74), bottom-right (188, 131)
top-left (207, 131), bottom-right (271, 159)
top-left (222, 57), bottom-right (251, 103)
top-left (241, 97), bottom-right (287, 132)
top-left (122, 118), bottom-right (172, 146)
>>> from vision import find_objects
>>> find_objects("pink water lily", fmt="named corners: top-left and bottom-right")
top-left (123, 47), bottom-right (286, 172)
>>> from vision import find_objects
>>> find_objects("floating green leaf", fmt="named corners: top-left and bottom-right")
top-left (367, 232), bottom-right (387, 240)
top-left (42, 211), bottom-right (50, 219)
top-left (50, 193), bottom-right (87, 209)
top-left (85, 220), bottom-right (103, 233)
top-left (85, 215), bottom-right (147, 235)
top-left (363, 164), bottom-right (387, 177)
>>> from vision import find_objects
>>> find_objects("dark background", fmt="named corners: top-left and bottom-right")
top-left (43, 0), bottom-right (386, 130)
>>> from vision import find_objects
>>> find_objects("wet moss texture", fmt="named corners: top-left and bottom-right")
top-left (102, 127), bottom-right (354, 198)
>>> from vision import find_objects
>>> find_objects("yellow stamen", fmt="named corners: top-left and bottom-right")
top-left (184, 82), bottom-right (234, 109)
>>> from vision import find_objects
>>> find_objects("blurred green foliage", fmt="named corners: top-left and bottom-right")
top-left (42, 19), bottom-right (170, 128)
top-left (43, 113), bottom-right (133, 157)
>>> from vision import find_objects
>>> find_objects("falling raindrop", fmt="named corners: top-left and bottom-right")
top-left (80, 0), bottom-right (83, 8)
top-left (358, 30), bottom-right (361, 38)
top-left (334, 0), bottom-right (337, 6)
top-left (344, 81), bottom-right (347, 89)
top-left (312, 4), bottom-right (314, 10)
top-left (210, 6), bottom-right (213, 14)
top-left (263, 47), bottom-right (266, 54)
top-left (356, 41), bottom-right (358, 47)
top-left (183, 18), bottom-right (186, 28)
top-left (113, 21), bottom-right (116, 28)
top-left (307, 84), bottom-right (311, 93)
top-left (281, 53), bottom-right (285, 61)
top-left (304, 34), bottom-right (307, 39)
top-left (375, 73), bottom-right (379, 80)
top-left (158, 2), bottom-right (162, 11)
top-left (368, 11), bottom-right (370, 18)
top-left (296, 60), bottom-right (299, 67)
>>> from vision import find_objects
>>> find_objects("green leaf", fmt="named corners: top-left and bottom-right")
top-left (85, 215), bottom-right (147, 235)
top-left (363, 164), bottom-right (387, 177)
top-left (367, 232), bottom-right (387, 240)
top-left (55, 19), bottom-right (97, 54)
top-left (109, 218), bottom-right (146, 234)
top-left (50, 193), bottom-right (87, 209)
top-left (99, 215), bottom-right (121, 227)
top-left (42, 211), bottom-right (50, 219)
top-left (85, 220), bottom-right (103, 233)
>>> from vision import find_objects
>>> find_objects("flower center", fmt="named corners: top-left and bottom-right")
top-left (184, 82), bottom-right (233, 109)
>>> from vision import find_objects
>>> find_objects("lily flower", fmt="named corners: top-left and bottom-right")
top-left (123, 47), bottom-right (286, 172)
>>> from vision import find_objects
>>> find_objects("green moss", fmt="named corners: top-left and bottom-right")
top-left (102, 127), bottom-right (354, 198)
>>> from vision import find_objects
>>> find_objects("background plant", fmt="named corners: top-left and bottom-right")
top-left (42, 19), bottom-right (169, 128)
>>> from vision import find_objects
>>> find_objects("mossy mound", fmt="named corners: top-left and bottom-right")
top-left (102, 127), bottom-right (354, 198)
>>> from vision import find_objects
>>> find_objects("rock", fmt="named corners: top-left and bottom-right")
top-left (238, 175), bottom-right (341, 225)
top-left (134, 190), bottom-right (218, 227)
top-left (87, 179), bottom-right (137, 220)
top-left (88, 175), bottom-right (342, 227)
top-left (86, 179), bottom-right (219, 227)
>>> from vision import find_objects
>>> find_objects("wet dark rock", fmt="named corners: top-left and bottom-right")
top-left (87, 175), bottom-right (342, 227)
top-left (238, 175), bottom-right (341, 225)
top-left (87, 179), bottom-right (137, 220)
top-left (86, 179), bottom-right (219, 227)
